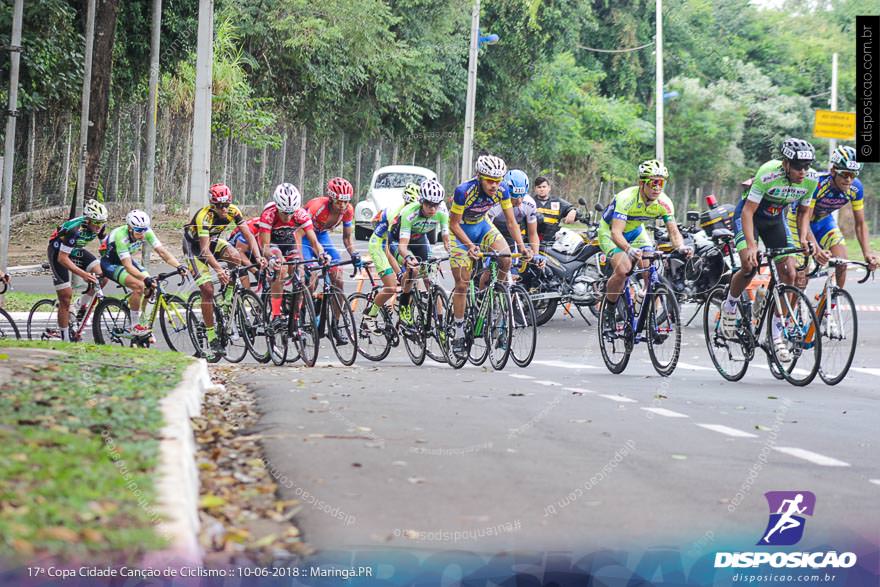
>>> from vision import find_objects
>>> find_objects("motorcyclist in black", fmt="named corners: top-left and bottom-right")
top-left (533, 176), bottom-right (578, 242)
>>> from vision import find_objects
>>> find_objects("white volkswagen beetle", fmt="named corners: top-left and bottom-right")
top-left (354, 164), bottom-right (438, 240)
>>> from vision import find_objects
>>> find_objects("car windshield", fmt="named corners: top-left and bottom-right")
top-left (374, 173), bottom-right (427, 189)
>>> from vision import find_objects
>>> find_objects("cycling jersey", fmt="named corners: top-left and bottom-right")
top-left (101, 225), bottom-right (161, 265)
top-left (600, 186), bottom-right (674, 236)
top-left (389, 202), bottom-right (450, 240)
top-left (185, 204), bottom-right (245, 242)
top-left (743, 159), bottom-right (819, 218)
top-left (304, 197), bottom-right (354, 232)
top-left (488, 195), bottom-right (538, 226)
top-left (807, 173), bottom-right (864, 219)
top-left (253, 202), bottom-right (312, 244)
top-left (450, 178), bottom-right (511, 224)
top-left (49, 216), bottom-right (105, 254)
top-left (372, 204), bottom-right (406, 241)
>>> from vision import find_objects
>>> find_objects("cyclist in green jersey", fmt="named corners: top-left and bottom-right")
top-left (100, 210), bottom-right (187, 338)
top-left (721, 138), bottom-right (821, 355)
top-left (599, 160), bottom-right (690, 306)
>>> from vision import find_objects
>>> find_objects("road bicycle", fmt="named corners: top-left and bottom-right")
top-left (93, 270), bottom-right (190, 350)
top-left (256, 258), bottom-right (320, 367)
top-left (306, 258), bottom-right (359, 366)
top-left (809, 258), bottom-right (873, 385)
top-left (597, 251), bottom-right (681, 376)
top-left (0, 280), bottom-right (21, 340)
top-left (503, 256), bottom-right (538, 367)
top-left (445, 252), bottom-right (517, 371)
top-left (186, 263), bottom-right (268, 363)
top-left (27, 281), bottom-right (119, 343)
top-left (704, 247), bottom-right (822, 386)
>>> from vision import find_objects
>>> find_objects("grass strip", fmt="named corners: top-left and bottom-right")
top-left (0, 340), bottom-right (192, 562)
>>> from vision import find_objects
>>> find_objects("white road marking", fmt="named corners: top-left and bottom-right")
top-left (752, 364), bottom-right (812, 377)
top-left (598, 394), bottom-right (638, 403)
top-left (509, 374), bottom-right (534, 380)
top-left (696, 424), bottom-right (758, 438)
top-left (641, 407), bottom-right (690, 418)
top-left (533, 380), bottom-right (562, 387)
top-left (532, 360), bottom-right (599, 370)
top-left (772, 447), bottom-right (850, 467)
top-left (564, 386), bottom-right (596, 394)
top-left (869, 479), bottom-right (880, 486)
top-left (675, 361), bottom-right (715, 372)
top-left (852, 367), bottom-right (880, 377)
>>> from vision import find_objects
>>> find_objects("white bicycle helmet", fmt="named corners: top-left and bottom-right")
top-left (419, 178), bottom-right (445, 204)
top-left (475, 155), bottom-right (507, 179)
top-left (126, 209), bottom-right (150, 230)
top-left (84, 199), bottom-right (108, 222)
top-left (273, 183), bottom-right (302, 214)
top-left (638, 159), bottom-right (669, 179)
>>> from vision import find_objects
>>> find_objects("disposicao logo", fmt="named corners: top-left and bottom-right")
top-left (758, 490), bottom-right (815, 546)
top-left (714, 491), bottom-right (858, 570)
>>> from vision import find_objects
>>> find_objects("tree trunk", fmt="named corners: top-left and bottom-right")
top-left (392, 141), bottom-right (399, 165)
top-left (339, 131), bottom-right (345, 176)
top-left (26, 112), bottom-right (35, 210)
top-left (258, 144), bottom-right (267, 195)
top-left (278, 129), bottom-right (288, 184)
top-left (133, 107), bottom-right (143, 204)
top-left (84, 0), bottom-right (120, 200)
top-left (221, 135), bottom-right (230, 183)
top-left (319, 138), bottom-right (326, 192)
top-left (298, 127), bottom-right (306, 193)
top-left (238, 142), bottom-right (247, 204)
top-left (355, 143), bottom-right (362, 199)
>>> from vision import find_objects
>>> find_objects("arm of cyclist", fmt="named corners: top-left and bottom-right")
top-left (397, 235), bottom-right (419, 270)
top-left (449, 211), bottom-right (480, 259)
top-left (795, 204), bottom-right (821, 261)
top-left (58, 250), bottom-right (98, 284)
top-left (152, 244), bottom-right (187, 275)
top-left (342, 223), bottom-right (360, 266)
top-left (502, 206), bottom-right (532, 260)
top-left (739, 200), bottom-right (760, 267)
top-left (610, 218), bottom-right (640, 261)
top-left (526, 217), bottom-right (541, 258)
top-left (239, 223), bottom-right (266, 268)
top-left (301, 226), bottom-right (328, 264)
top-left (384, 239), bottom-right (402, 275)
top-left (665, 220), bottom-right (692, 257)
top-left (853, 208), bottom-right (879, 270)
top-left (198, 234), bottom-right (229, 285)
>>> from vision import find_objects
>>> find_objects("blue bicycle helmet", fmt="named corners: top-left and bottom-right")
top-left (504, 169), bottom-right (530, 197)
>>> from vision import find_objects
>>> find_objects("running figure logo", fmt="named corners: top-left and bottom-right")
top-left (758, 491), bottom-right (816, 546)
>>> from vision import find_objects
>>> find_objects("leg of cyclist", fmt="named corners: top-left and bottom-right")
top-left (361, 234), bottom-right (398, 333)
top-left (267, 246), bottom-right (287, 320)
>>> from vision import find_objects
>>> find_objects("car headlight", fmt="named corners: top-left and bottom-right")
top-left (360, 208), bottom-right (373, 220)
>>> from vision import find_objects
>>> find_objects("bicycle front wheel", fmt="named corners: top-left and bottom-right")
top-left (92, 298), bottom-right (131, 346)
top-left (328, 287), bottom-right (358, 366)
top-left (0, 308), bottom-right (20, 340)
top-left (818, 286), bottom-right (857, 386)
top-left (159, 294), bottom-right (195, 355)
top-left (402, 297), bottom-right (427, 366)
top-left (703, 286), bottom-right (750, 382)
top-left (488, 284), bottom-right (513, 370)
top-left (348, 292), bottom-right (391, 362)
top-left (597, 294), bottom-right (631, 374)
top-left (767, 285), bottom-right (821, 387)
top-left (235, 289), bottom-right (268, 363)
top-left (509, 284), bottom-right (537, 368)
top-left (646, 284), bottom-right (681, 376)
top-left (27, 299), bottom-right (60, 341)
top-left (265, 302), bottom-right (288, 367)
top-left (425, 286), bottom-right (449, 364)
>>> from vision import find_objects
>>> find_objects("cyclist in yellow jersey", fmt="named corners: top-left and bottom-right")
top-left (599, 159), bottom-right (690, 306)
top-left (183, 183), bottom-right (266, 357)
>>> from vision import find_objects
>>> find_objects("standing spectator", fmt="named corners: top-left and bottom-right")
top-left (533, 176), bottom-right (577, 241)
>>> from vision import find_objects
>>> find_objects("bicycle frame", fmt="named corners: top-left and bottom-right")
top-left (805, 258), bottom-right (872, 343)
top-left (621, 258), bottom-right (664, 342)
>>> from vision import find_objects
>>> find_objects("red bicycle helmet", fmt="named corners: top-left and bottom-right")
top-left (209, 183), bottom-right (233, 204)
top-left (326, 177), bottom-right (354, 202)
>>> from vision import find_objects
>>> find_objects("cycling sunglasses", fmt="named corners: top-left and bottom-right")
top-left (788, 160), bottom-right (812, 171)
top-left (642, 177), bottom-right (666, 188)
top-left (132, 226), bottom-right (150, 234)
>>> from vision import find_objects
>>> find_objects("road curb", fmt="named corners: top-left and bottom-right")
top-left (142, 358), bottom-right (216, 568)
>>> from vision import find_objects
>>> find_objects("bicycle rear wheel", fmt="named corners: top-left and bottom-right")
top-left (597, 294), bottom-right (631, 374)
top-left (445, 311), bottom-right (470, 370)
top-left (425, 286), bottom-right (449, 364)
top-left (468, 293), bottom-right (491, 366)
top-left (767, 285), bottom-right (821, 386)
top-left (26, 299), bottom-right (59, 341)
top-left (159, 294), bottom-right (195, 354)
top-left (509, 284), bottom-right (537, 367)
top-left (703, 286), bottom-right (750, 381)
top-left (488, 284), bottom-right (513, 370)
top-left (818, 287), bottom-right (857, 386)
top-left (92, 298), bottom-right (131, 346)
top-left (0, 308), bottom-right (20, 340)
top-left (328, 287), bottom-right (358, 366)
top-left (186, 292), bottom-right (219, 362)
top-left (235, 289), bottom-right (267, 363)
top-left (646, 283), bottom-right (681, 376)
top-left (265, 302), bottom-right (288, 366)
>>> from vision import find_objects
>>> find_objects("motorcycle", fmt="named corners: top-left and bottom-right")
top-left (519, 199), bottom-right (607, 325)
top-left (652, 204), bottom-right (738, 325)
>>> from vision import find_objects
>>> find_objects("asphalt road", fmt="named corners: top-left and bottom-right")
top-left (8, 236), bottom-right (879, 559)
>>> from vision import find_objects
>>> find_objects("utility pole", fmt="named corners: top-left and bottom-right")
top-left (143, 0), bottom-right (162, 268)
top-left (75, 0), bottom-right (97, 215)
top-left (829, 52), bottom-right (838, 159)
top-left (460, 0), bottom-right (480, 181)
top-left (188, 0), bottom-right (214, 215)
top-left (1, 0), bottom-right (24, 278)
top-left (655, 0), bottom-right (664, 162)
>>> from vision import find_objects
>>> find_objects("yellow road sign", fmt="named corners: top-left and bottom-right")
top-left (813, 110), bottom-right (856, 140)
